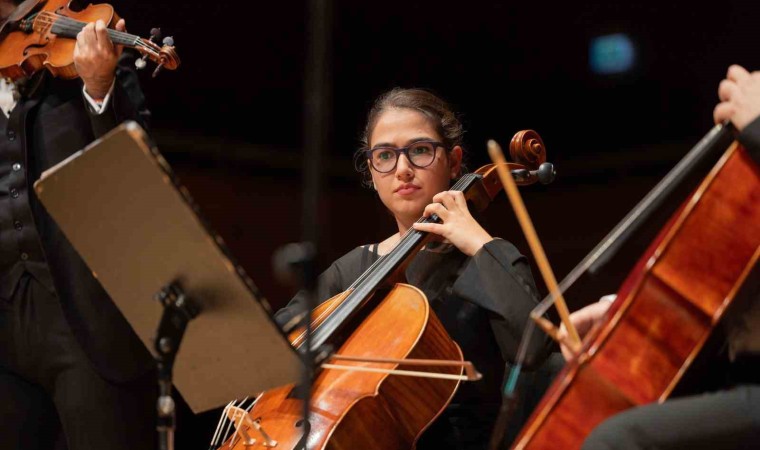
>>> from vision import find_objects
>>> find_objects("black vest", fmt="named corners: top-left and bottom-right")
top-left (0, 95), bottom-right (56, 300)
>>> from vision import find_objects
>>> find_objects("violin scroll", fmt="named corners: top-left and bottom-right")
top-left (134, 27), bottom-right (180, 77)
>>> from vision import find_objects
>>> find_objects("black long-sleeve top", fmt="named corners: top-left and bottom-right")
top-left (275, 238), bottom-right (552, 447)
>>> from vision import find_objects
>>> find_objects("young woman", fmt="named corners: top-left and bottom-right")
top-left (275, 88), bottom-right (551, 449)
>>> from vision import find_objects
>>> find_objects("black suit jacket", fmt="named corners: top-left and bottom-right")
top-left (7, 52), bottom-right (155, 383)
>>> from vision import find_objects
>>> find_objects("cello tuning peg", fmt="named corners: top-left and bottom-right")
top-left (150, 27), bottom-right (162, 41)
top-left (162, 36), bottom-right (175, 47)
top-left (510, 168), bottom-right (531, 183)
top-left (535, 162), bottom-right (556, 185)
top-left (134, 56), bottom-right (147, 70)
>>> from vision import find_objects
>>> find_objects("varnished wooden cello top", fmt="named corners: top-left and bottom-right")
top-left (511, 137), bottom-right (760, 449)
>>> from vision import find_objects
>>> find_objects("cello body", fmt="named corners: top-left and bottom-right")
top-left (222, 284), bottom-right (463, 450)
top-left (512, 142), bottom-right (760, 449)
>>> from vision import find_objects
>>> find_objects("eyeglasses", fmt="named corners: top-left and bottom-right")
top-left (365, 141), bottom-right (446, 173)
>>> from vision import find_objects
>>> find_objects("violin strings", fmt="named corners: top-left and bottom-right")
top-left (50, 14), bottom-right (136, 41)
top-left (39, 14), bottom-right (151, 49)
top-left (46, 20), bottom-right (139, 47)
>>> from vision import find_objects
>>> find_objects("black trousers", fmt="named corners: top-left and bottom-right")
top-left (0, 273), bottom-right (158, 450)
top-left (582, 385), bottom-right (760, 450)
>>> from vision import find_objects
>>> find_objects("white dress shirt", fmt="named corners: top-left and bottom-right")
top-left (1, 76), bottom-right (114, 118)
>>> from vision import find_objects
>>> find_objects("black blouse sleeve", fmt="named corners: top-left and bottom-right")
top-left (738, 116), bottom-right (760, 165)
top-left (451, 238), bottom-right (553, 370)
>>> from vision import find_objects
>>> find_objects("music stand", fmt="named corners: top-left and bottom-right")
top-left (33, 121), bottom-right (303, 445)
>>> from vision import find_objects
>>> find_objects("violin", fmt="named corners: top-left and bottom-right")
top-left (0, 0), bottom-right (179, 81)
top-left (510, 127), bottom-right (760, 449)
top-left (210, 131), bottom-right (555, 450)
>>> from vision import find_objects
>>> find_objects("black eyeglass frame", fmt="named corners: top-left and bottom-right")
top-left (364, 141), bottom-right (448, 173)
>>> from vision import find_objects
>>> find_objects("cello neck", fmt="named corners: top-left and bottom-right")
top-left (307, 173), bottom-right (484, 353)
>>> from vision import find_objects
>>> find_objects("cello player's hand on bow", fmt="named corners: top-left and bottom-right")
top-left (558, 296), bottom-right (614, 361)
top-left (74, 19), bottom-right (126, 100)
top-left (714, 65), bottom-right (760, 131)
top-left (412, 190), bottom-right (494, 257)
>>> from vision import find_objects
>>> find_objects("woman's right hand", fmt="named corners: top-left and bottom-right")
top-left (558, 296), bottom-right (615, 361)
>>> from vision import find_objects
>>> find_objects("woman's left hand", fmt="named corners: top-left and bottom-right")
top-left (412, 190), bottom-right (493, 256)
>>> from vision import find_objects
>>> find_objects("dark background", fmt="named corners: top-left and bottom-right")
top-left (104, 0), bottom-right (758, 445)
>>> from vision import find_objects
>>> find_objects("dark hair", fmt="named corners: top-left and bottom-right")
top-left (354, 88), bottom-right (467, 187)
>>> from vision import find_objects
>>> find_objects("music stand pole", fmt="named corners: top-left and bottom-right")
top-left (154, 283), bottom-right (200, 450)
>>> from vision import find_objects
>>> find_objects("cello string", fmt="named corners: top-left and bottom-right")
top-left (364, 173), bottom-right (472, 275)
top-left (338, 173), bottom-right (471, 295)
top-left (532, 122), bottom-right (732, 316)
top-left (493, 124), bottom-right (737, 445)
top-left (219, 397), bottom-right (249, 447)
top-left (307, 174), bottom-right (475, 341)
top-left (229, 395), bottom-right (261, 449)
top-left (316, 172), bottom-right (471, 306)
top-left (209, 401), bottom-right (234, 448)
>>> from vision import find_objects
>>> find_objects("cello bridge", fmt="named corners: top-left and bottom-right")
top-left (226, 406), bottom-right (278, 448)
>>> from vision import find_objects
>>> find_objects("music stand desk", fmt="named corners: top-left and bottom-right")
top-left (34, 121), bottom-right (302, 413)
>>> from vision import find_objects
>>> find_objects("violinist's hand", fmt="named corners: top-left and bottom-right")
top-left (412, 190), bottom-right (493, 256)
top-left (558, 296), bottom-right (614, 361)
top-left (74, 19), bottom-right (126, 100)
top-left (714, 65), bottom-right (760, 131)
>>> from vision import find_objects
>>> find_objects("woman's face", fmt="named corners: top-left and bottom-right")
top-left (368, 108), bottom-right (462, 227)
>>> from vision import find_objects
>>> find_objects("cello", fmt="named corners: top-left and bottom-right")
top-left (211, 131), bottom-right (556, 450)
top-left (508, 125), bottom-right (760, 449)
